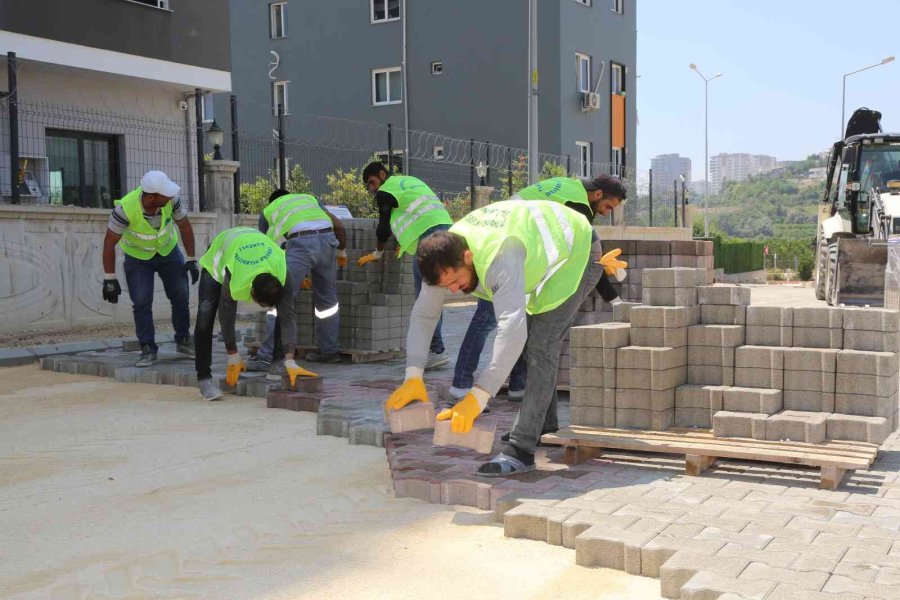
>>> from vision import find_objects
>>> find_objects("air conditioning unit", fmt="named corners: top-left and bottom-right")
top-left (581, 92), bottom-right (601, 112)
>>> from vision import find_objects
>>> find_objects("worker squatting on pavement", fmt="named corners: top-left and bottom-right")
top-left (193, 227), bottom-right (318, 401)
top-left (448, 175), bottom-right (629, 409)
top-left (247, 189), bottom-right (348, 375)
top-left (357, 161), bottom-right (454, 371)
top-left (384, 200), bottom-right (628, 476)
top-left (101, 170), bottom-right (198, 368)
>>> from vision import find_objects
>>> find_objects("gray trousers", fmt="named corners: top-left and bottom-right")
top-left (260, 231), bottom-right (340, 357)
top-left (508, 238), bottom-right (604, 454)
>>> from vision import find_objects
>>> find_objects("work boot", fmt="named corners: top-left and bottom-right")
top-left (175, 338), bottom-right (195, 358)
top-left (135, 344), bottom-right (157, 368)
top-left (245, 356), bottom-right (272, 372)
top-left (305, 351), bottom-right (342, 364)
top-left (199, 378), bottom-right (223, 401)
top-left (425, 351), bottom-right (449, 371)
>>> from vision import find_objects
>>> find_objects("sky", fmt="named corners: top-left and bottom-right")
top-left (635, 0), bottom-right (900, 177)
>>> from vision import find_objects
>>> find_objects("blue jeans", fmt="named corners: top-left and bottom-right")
top-left (414, 223), bottom-right (451, 354)
top-left (123, 246), bottom-right (191, 352)
top-left (452, 298), bottom-right (527, 392)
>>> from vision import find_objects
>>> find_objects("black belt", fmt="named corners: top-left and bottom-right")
top-left (286, 227), bottom-right (333, 239)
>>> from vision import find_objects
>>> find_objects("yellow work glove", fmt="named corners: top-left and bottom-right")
top-left (384, 377), bottom-right (429, 414)
top-left (284, 359), bottom-right (318, 386)
top-left (357, 250), bottom-right (383, 267)
top-left (598, 248), bottom-right (628, 281)
top-left (301, 277), bottom-right (312, 290)
top-left (336, 249), bottom-right (348, 268)
top-left (436, 393), bottom-right (483, 434)
top-left (226, 352), bottom-right (245, 387)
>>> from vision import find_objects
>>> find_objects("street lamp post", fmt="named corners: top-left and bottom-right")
top-left (689, 63), bottom-right (722, 239)
top-left (841, 56), bottom-right (894, 139)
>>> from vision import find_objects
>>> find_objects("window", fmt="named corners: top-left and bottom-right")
top-left (576, 141), bottom-right (592, 177)
top-left (46, 129), bottom-right (121, 209)
top-left (611, 63), bottom-right (625, 95)
top-left (611, 0), bottom-right (623, 14)
top-left (431, 61), bottom-right (443, 76)
top-left (372, 67), bottom-right (402, 105)
top-left (611, 148), bottom-right (624, 176)
top-left (200, 94), bottom-right (214, 123)
top-left (371, 0), bottom-right (400, 23)
top-left (270, 2), bottom-right (287, 38)
top-left (576, 53), bottom-right (592, 93)
top-left (273, 81), bottom-right (289, 114)
top-left (127, 0), bottom-right (170, 9)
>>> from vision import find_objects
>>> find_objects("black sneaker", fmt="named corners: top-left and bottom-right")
top-left (135, 344), bottom-right (157, 368)
top-left (305, 351), bottom-right (342, 364)
top-left (175, 338), bottom-right (195, 357)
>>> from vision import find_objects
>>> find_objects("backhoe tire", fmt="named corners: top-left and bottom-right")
top-left (825, 241), bottom-right (839, 306)
top-left (814, 237), bottom-right (828, 301)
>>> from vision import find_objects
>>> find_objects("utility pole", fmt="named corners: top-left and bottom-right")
top-left (527, 0), bottom-right (539, 184)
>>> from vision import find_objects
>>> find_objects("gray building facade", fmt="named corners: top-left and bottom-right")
top-left (0, 0), bottom-right (231, 207)
top-left (651, 153), bottom-right (692, 191)
top-left (221, 0), bottom-right (636, 191)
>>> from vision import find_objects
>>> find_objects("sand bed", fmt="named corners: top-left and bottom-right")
top-left (1, 365), bottom-right (660, 599)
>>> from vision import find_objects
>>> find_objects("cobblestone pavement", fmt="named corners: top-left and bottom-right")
top-left (31, 301), bottom-right (900, 598)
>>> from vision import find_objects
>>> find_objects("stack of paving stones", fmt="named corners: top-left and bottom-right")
top-left (258, 218), bottom-right (415, 355)
top-left (567, 267), bottom-right (900, 446)
top-left (556, 239), bottom-right (714, 390)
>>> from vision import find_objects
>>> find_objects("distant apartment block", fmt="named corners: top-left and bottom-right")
top-left (651, 153), bottom-right (691, 191)
top-left (222, 0), bottom-right (636, 190)
top-left (709, 152), bottom-right (777, 191)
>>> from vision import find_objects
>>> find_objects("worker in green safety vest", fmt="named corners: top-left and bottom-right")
top-left (447, 174), bottom-right (629, 407)
top-left (194, 227), bottom-right (318, 401)
top-left (101, 171), bottom-right (198, 368)
top-left (357, 161), bottom-right (454, 371)
top-left (384, 200), bottom-right (627, 476)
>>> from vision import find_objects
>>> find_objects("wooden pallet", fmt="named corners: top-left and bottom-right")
top-left (295, 345), bottom-right (405, 364)
top-left (541, 426), bottom-right (880, 491)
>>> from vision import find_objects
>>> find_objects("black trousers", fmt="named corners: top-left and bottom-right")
top-left (193, 270), bottom-right (240, 381)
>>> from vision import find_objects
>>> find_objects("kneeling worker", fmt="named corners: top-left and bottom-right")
top-left (384, 200), bottom-right (619, 475)
top-left (194, 227), bottom-right (316, 401)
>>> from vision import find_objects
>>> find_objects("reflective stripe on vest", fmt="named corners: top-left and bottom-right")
top-left (115, 187), bottom-right (178, 260)
top-left (263, 194), bottom-right (331, 240)
top-left (523, 201), bottom-right (576, 297)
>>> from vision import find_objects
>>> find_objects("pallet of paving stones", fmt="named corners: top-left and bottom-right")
top-left (294, 344), bottom-right (405, 364)
top-left (542, 425), bottom-right (879, 490)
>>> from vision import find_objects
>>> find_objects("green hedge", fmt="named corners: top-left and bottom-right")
top-left (712, 237), bottom-right (766, 274)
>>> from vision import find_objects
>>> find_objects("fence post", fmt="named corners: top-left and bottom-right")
top-left (485, 141), bottom-right (491, 188)
top-left (230, 94), bottom-right (240, 214)
top-left (277, 103), bottom-right (286, 190)
top-left (7, 52), bottom-right (19, 204)
top-left (507, 145), bottom-right (513, 197)
top-left (648, 168), bottom-right (653, 227)
top-left (681, 178), bottom-right (688, 231)
top-left (469, 138), bottom-right (475, 211)
top-left (566, 154), bottom-right (571, 177)
top-left (673, 179), bottom-right (678, 227)
top-left (387, 123), bottom-right (393, 174)
top-left (195, 88), bottom-right (206, 211)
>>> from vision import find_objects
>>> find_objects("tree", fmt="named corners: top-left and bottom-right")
top-left (321, 166), bottom-right (376, 218)
top-left (239, 164), bottom-right (313, 214)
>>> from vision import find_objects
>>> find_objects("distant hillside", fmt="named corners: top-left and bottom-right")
top-left (704, 154), bottom-right (826, 239)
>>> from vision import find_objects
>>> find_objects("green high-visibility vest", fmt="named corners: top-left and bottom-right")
top-left (515, 177), bottom-right (590, 211)
top-left (381, 175), bottom-right (453, 256)
top-left (114, 187), bottom-right (179, 260)
top-left (199, 227), bottom-right (287, 302)
top-left (262, 193), bottom-right (332, 240)
top-left (449, 200), bottom-right (592, 314)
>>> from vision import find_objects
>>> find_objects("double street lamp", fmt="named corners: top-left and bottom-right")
top-left (841, 56), bottom-right (894, 138)
top-left (689, 63), bottom-right (722, 239)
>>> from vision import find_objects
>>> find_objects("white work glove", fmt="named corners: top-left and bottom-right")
top-left (226, 352), bottom-right (245, 386)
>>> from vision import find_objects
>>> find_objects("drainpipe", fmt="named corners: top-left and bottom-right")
top-left (183, 93), bottom-right (195, 210)
top-left (402, 0), bottom-right (410, 172)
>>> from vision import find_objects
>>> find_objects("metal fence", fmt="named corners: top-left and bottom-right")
top-left (0, 91), bottom-right (663, 226)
